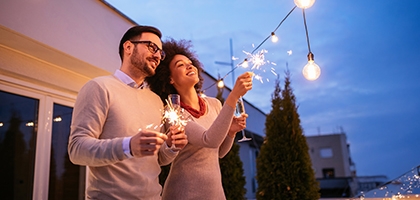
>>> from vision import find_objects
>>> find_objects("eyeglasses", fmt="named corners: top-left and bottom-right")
top-left (130, 40), bottom-right (166, 60)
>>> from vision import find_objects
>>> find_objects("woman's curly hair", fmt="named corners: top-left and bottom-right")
top-left (146, 38), bottom-right (204, 104)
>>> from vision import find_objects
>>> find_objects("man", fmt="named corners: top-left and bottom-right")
top-left (68, 25), bottom-right (188, 200)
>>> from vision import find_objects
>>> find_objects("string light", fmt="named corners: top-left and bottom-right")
top-left (271, 32), bottom-right (279, 43)
top-left (217, 79), bottom-right (225, 88)
top-left (301, 6), bottom-right (321, 81)
top-left (302, 52), bottom-right (320, 80)
top-left (240, 58), bottom-right (249, 68)
top-left (204, 0), bottom-right (320, 91)
top-left (294, 0), bottom-right (316, 9)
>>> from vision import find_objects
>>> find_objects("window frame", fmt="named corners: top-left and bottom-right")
top-left (0, 75), bottom-right (80, 200)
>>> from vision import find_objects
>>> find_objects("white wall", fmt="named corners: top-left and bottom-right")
top-left (0, 0), bottom-right (133, 75)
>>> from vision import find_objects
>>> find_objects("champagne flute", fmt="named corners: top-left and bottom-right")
top-left (235, 97), bottom-right (252, 142)
top-left (169, 94), bottom-right (181, 110)
top-left (166, 94), bottom-right (182, 148)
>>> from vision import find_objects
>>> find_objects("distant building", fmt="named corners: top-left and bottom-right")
top-left (307, 133), bottom-right (356, 179)
top-left (306, 132), bottom-right (387, 198)
top-left (356, 175), bottom-right (388, 195)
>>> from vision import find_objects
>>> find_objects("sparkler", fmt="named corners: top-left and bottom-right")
top-left (238, 49), bottom-right (277, 84)
top-left (162, 102), bottom-right (186, 126)
top-left (161, 94), bottom-right (190, 149)
top-left (161, 94), bottom-right (189, 132)
top-left (162, 103), bottom-right (188, 127)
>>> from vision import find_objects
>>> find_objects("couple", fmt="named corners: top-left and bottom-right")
top-left (68, 25), bottom-right (253, 200)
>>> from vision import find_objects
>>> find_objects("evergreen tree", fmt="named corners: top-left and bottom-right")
top-left (256, 71), bottom-right (319, 200)
top-left (216, 86), bottom-right (247, 200)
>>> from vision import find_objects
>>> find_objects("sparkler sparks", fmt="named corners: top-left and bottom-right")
top-left (162, 97), bottom-right (189, 128)
top-left (239, 49), bottom-right (277, 83)
top-left (145, 123), bottom-right (163, 130)
top-left (160, 95), bottom-right (190, 149)
top-left (242, 49), bottom-right (268, 71)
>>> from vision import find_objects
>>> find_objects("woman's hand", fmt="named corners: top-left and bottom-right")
top-left (228, 113), bottom-right (248, 138)
top-left (225, 72), bottom-right (253, 109)
top-left (231, 72), bottom-right (253, 99)
top-left (166, 125), bottom-right (188, 151)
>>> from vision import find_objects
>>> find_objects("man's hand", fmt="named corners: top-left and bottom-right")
top-left (130, 129), bottom-right (168, 157)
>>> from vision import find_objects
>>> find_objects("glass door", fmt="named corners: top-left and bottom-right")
top-left (0, 83), bottom-right (85, 200)
top-left (0, 90), bottom-right (39, 200)
top-left (48, 103), bottom-right (85, 200)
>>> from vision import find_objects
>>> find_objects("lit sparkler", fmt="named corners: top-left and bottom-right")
top-left (239, 49), bottom-right (277, 83)
top-left (162, 95), bottom-right (189, 129)
top-left (242, 49), bottom-right (268, 71)
top-left (161, 95), bottom-right (190, 149)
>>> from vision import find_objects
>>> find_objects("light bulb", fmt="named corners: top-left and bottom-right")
top-left (294, 0), bottom-right (316, 9)
top-left (302, 52), bottom-right (321, 81)
top-left (241, 59), bottom-right (249, 68)
top-left (271, 32), bottom-right (279, 43)
top-left (217, 80), bottom-right (225, 88)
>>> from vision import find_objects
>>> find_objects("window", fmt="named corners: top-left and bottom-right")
top-left (322, 168), bottom-right (335, 178)
top-left (48, 103), bottom-right (85, 200)
top-left (0, 83), bottom-right (84, 200)
top-left (320, 147), bottom-right (333, 158)
top-left (0, 90), bottom-right (39, 199)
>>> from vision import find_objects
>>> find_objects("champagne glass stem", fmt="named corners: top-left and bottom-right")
top-left (236, 97), bottom-right (252, 142)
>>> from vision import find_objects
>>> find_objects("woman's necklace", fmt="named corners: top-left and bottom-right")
top-left (180, 96), bottom-right (206, 118)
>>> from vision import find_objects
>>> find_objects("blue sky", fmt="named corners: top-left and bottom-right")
top-left (105, 0), bottom-right (420, 180)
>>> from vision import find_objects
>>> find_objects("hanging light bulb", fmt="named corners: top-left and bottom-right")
top-left (294, 0), bottom-right (316, 9)
top-left (217, 79), bottom-right (225, 88)
top-left (302, 52), bottom-right (321, 81)
top-left (271, 32), bottom-right (279, 43)
top-left (241, 58), bottom-right (249, 68)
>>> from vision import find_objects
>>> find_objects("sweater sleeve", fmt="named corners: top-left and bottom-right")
top-left (218, 135), bottom-right (235, 158)
top-left (158, 141), bottom-right (178, 166)
top-left (185, 98), bottom-right (235, 148)
top-left (157, 124), bottom-right (178, 165)
top-left (68, 80), bottom-right (126, 167)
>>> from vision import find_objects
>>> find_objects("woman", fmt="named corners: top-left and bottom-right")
top-left (147, 38), bottom-right (253, 200)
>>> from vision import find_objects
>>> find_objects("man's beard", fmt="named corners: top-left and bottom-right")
top-left (131, 47), bottom-right (155, 77)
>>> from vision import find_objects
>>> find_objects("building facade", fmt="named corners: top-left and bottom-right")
top-left (306, 132), bottom-right (388, 198)
top-left (307, 133), bottom-right (356, 179)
